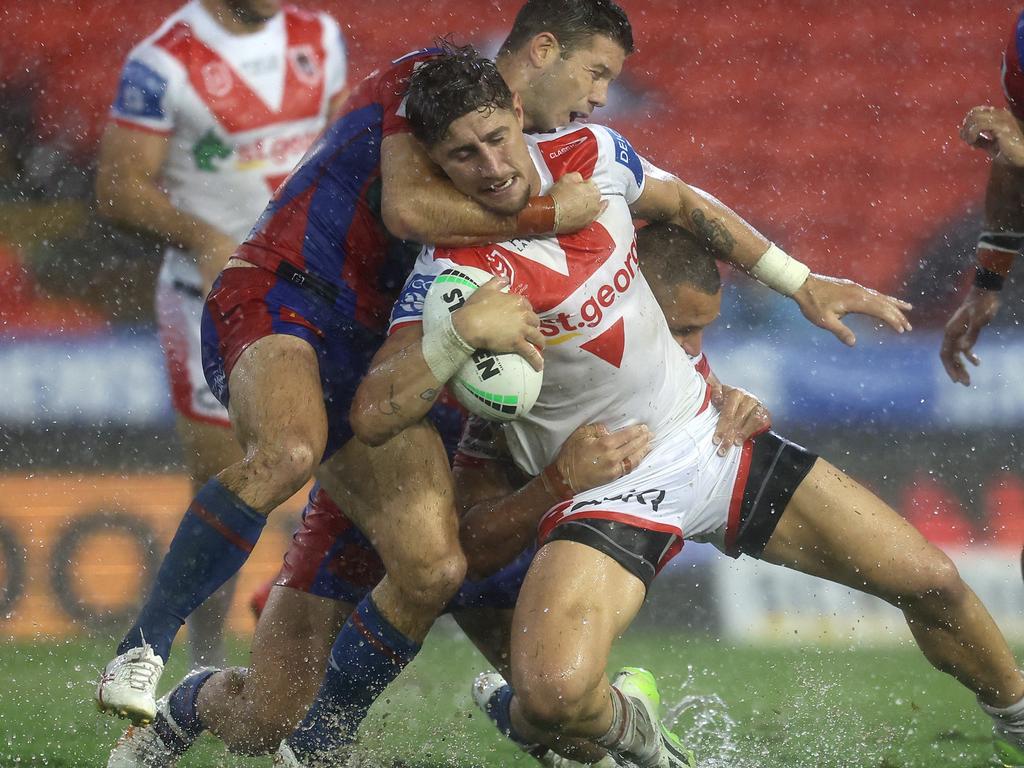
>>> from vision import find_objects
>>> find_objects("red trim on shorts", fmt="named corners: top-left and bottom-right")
top-left (538, 508), bottom-right (685, 576)
top-left (156, 284), bottom-right (231, 429)
top-left (205, 267), bottom-right (278, 381)
top-left (191, 502), bottom-right (255, 553)
top-left (723, 439), bottom-right (755, 556)
top-left (538, 507), bottom-right (681, 545)
top-left (110, 117), bottom-right (172, 136)
top-left (276, 487), bottom-right (349, 592)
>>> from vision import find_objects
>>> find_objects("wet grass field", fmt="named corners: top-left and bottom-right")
top-left (0, 628), bottom-right (1000, 767)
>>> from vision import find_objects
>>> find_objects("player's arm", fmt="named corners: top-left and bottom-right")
top-left (380, 133), bottom-right (604, 246)
top-left (631, 173), bottom-right (913, 346)
top-left (350, 278), bottom-right (544, 447)
top-left (456, 422), bottom-right (652, 579)
top-left (940, 128), bottom-right (1024, 384)
top-left (95, 124), bottom-right (237, 290)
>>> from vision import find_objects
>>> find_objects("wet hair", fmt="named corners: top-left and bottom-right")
top-left (637, 222), bottom-right (722, 295)
top-left (406, 44), bottom-right (515, 148)
top-left (498, 0), bottom-right (634, 58)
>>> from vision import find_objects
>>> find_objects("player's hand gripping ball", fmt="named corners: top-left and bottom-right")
top-left (423, 265), bottom-right (543, 421)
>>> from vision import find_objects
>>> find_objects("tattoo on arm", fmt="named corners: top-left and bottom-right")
top-left (381, 383), bottom-right (402, 416)
top-left (419, 387), bottom-right (439, 402)
top-left (690, 209), bottom-right (736, 257)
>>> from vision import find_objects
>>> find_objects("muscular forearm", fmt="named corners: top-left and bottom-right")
top-left (383, 177), bottom-right (525, 247)
top-left (350, 336), bottom-right (444, 447)
top-left (672, 183), bottom-right (771, 271)
top-left (96, 175), bottom-right (232, 288)
top-left (460, 475), bottom-right (557, 579)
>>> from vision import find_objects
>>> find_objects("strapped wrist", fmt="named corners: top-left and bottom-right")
top-left (421, 312), bottom-right (474, 382)
top-left (750, 243), bottom-right (811, 296)
top-left (516, 195), bottom-right (558, 235)
top-left (540, 462), bottom-right (574, 500)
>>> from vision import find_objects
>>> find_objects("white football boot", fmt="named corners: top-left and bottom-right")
top-left (97, 643), bottom-right (164, 725)
top-left (611, 668), bottom-right (695, 768)
top-left (472, 671), bottom-right (620, 768)
top-left (107, 694), bottom-right (187, 767)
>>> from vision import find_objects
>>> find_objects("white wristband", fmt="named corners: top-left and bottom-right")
top-left (421, 311), bottom-right (474, 383)
top-left (750, 244), bottom-right (810, 296)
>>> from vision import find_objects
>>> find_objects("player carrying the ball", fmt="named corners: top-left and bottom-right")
top-left (354, 47), bottom-right (1024, 768)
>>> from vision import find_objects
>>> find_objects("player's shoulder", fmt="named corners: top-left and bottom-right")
top-left (534, 122), bottom-right (643, 190)
top-left (281, 3), bottom-right (338, 35)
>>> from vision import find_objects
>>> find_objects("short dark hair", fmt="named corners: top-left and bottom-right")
top-left (499, 0), bottom-right (634, 58)
top-left (406, 44), bottom-right (515, 147)
top-left (637, 222), bottom-right (722, 295)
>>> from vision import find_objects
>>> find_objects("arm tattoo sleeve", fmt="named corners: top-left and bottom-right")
top-left (690, 209), bottom-right (736, 257)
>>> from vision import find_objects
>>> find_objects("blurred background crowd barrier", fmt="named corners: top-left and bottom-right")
top-left (0, 0), bottom-right (1021, 643)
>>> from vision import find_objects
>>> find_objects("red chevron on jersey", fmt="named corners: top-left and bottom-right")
top-left (155, 8), bottom-right (325, 134)
top-left (537, 127), bottom-right (600, 180)
top-left (579, 317), bottom-right (625, 368)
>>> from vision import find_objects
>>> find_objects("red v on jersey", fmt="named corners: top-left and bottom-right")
top-left (579, 316), bottom-right (625, 367)
top-left (156, 10), bottom-right (325, 134)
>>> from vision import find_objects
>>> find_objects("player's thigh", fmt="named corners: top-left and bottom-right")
top-left (761, 459), bottom-right (951, 598)
top-left (226, 333), bottom-right (327, 455)
top-left (511, 540), bottom-right (645, 690)
top-left (175, 415), bottom-right (244, 488)
top-left (453, 608), bottom-right (515, 678)
top-left (245, 586), bottom-right (351, 713)
top-left (317, 419), bottom-right (458, 567)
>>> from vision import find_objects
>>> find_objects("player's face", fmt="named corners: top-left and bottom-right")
top-left (427, 101), bottom-right (536, 217)
top-left (655, 282), bottom-right (722, 357)
top-left (524, 34), bottom-right (627, 130)
top-left (223, 0), bottom-right (281, 25)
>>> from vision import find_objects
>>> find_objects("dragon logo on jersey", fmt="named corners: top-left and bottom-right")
top-left (483, 248), bottom-right (516, 286)
top-left (288, 45), bottom-right (321, 86)
top-left (193, 130), bottom-right (233, 172)
top-left (201, 61), bottom-right (233, 98)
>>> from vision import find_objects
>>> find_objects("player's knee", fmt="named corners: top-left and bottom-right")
top-left (515, 667), bottom-right (599, 729)
top-left (895, 551), bottom-right (967, 609)
top-left (395, 548), bottom-right (467, 607)
top-left (248, 435), bottom-right (320, 495)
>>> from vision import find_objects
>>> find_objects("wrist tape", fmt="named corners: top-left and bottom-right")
top-left (751, 244), bottom-right (811, 296)
top-left (421, 312), bottom-right (474, 383)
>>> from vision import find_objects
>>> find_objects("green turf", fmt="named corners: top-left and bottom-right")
top-left (0, 628), bottom-right (1001, 767)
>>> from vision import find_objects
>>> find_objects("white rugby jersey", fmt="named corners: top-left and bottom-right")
top-left (110, 1), bottom-right (346, 256)
top-left (391, 124), bottom-right (709, 476)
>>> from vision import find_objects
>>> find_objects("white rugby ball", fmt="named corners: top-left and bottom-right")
top-left (422, 265), bottom-right (543, 422)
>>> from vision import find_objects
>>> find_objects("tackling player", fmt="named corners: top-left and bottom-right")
top-left (358, 50), bottom-right (1024, 768)
top-left (95, 0), bottom-right (347, 667)
top-left (96, 0), bottom-right (619, 729)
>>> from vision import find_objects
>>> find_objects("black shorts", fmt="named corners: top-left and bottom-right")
top-left (546, 430), bottom-right (818, 589)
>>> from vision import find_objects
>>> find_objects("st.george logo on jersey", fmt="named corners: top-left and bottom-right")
top-left (422, 266), bottom-right (542, 422)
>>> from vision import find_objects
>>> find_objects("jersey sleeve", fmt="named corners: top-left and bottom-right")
top-left (1003, 11), bottom-right (1024, 122)
top-left (591, 125), bottom-right (646, 204)
top-left (320, 13), bottom-right (347, 101)
top-left (388, 245), bottom-right (443, 332)
top-left (109, 46), bottom-right (182, 135)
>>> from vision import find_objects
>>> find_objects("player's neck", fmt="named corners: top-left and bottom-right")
top-left (200, 0), bottom-right (273, 35)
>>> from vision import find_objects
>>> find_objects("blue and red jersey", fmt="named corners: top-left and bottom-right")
top-left (235, 48), bottom-right (440, 332)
